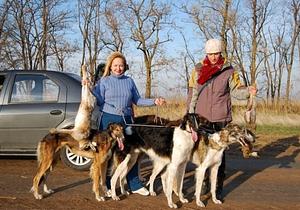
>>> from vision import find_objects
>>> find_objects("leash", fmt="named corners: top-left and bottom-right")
top-left (122, 104), bottom-right (173, 128)
top-left (125, 123), bottom-right (170, 128)
top-left (122, 114), bottom-right (174, 128)
top-left (197, 126), bottom-right (215, 134)
top-left (154, 106), bottom-right (162, 125)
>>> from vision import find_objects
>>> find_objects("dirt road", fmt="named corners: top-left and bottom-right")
top-left (0, 134), bottom-right (299, 210)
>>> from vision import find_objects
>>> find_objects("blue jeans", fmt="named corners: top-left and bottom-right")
top-left (100, 112), bottom-right (144, 191)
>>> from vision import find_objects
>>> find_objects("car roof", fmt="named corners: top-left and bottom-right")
top-left (1, 69), bottom-right (80, 79)
top-left (0, 69), bottom-right (82, 102)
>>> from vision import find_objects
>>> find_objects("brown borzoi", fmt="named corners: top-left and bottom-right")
top-left (31, 123), bottom-right (124, 201)
top-left (49, 65), bottom-right (96, 149)
top-left (109, 113), bottom-right (202, 208)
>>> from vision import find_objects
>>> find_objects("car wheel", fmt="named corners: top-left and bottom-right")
top-left (60, 146), bottom-right (92, 171)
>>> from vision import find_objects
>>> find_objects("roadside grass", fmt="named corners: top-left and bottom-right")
top-left (135, 98), bottom-right (300, 154)
top-left (134, 99), bottom-right (300, 137)
top-left (256, 124), bottom-right (300, 136)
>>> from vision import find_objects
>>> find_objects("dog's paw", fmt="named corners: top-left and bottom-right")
top-left (250, 151), bottom-right (259, 158)
top-left (180, 197), bottom-right (188, 203)
top-left (212, 198), bottom-right (222, 205)
top-left (150, 191), bottom-right (157, 196)
top-left (168, 202), bottom-right (178, 208)
top-left (112, 195), bottom-right (120, 201)
top-left (105, 189), bottom-right (112, 198)
top-left (196, 200), bottom-right (205, 207)
top-left (44, 188), bottom-right (54, 194)
top-left (89, 142), bottom-right (97, 152)
top-left (78, 140), bottom-right (97, 151)
top-left (34, 193), bottom-right (43, 200)
top-left (96, 196), bottom-right (105, 202)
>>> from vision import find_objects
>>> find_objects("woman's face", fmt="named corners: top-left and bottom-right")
top-left (207, 52), bottom-right (221, 65)
top-left (110, 57), bottom-right (125, 76)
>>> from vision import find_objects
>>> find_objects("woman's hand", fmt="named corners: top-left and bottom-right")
top-left (154, 97), bottom-right (166, 106)
top-left (82, 78), bottom-right (90, 86)
top-left (248, 86), bottom-right (257, 95)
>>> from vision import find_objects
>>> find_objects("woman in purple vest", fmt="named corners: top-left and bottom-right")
top-left (93, 51), bottom-right (165, 196)
top-left (188, 39), bottom-right (256, 200)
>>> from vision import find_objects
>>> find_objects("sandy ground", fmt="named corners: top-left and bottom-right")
top-left (0, 134), bottom-right (299, 210)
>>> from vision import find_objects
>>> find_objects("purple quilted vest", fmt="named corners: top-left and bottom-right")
top-left (195, 67), bottom-right (234, 122)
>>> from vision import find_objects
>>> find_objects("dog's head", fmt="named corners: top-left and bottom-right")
top-left (180, 113), bottom-right (204, 142)
top-left (108, 123), bottom-right (125, 151)
top-left (239, 128), bottom-right (258, 158)
top-left (224, 124), bottom-right (255, 144)
top-left (180, 113), bottom-right (200, 130)
top-left (219, 123), bottom-right (257, 157)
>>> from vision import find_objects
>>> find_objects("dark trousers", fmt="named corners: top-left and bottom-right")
top-left (100, 112), bottom-right (144, 191)
top-left (204, 121), bottom-right (227, 196)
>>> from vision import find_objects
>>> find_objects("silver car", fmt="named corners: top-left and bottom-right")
top-left (0, 70), bottom-right (99, 170)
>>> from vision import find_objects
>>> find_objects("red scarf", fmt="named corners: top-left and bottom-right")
top-left (197, 56), bottom-right (225, 85)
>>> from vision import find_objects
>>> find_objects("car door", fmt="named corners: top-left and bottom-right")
top-left (0, 72), bottom-right (66, 153)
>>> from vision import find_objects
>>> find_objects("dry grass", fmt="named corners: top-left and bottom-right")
top-left (134, 98), bottom-right (187, 121)
top-left (233, 100), bottom-right (300, 126)
top-left (135, 98), bottom-right (300, 127)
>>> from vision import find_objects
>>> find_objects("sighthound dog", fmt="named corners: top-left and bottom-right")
top-left (50, 65), bottom-right (96, 148)
top-left (31, 123), bottom-right (124, 201)
top-left (110, 113), bottom-right (202, 208)
top-left (191, 123), bottom-right (256, 207)
top-left (145, 123), bottom-right (256, 208)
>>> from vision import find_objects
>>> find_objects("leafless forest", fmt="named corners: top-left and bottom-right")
top-left (0, 0), bottom-right (299, 103)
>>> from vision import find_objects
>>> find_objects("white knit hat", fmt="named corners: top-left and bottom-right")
top-left (205, 39), bottom-right (222, 54)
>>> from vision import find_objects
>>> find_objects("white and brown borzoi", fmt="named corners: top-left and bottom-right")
top-left (191, 123), bottom-right (256, 207)
top-left (50, 65), bottom-right (96, 148)
top-left (109, 113), bottom-right (202, 208)
top-left (31, 123), bottom-right (124, 201)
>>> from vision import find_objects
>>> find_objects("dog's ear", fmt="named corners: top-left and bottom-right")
top-left (180, 122), bottom-right (186, 130)
top-left (220, 129), bottom-right (229, 142)
top-left (180, 114), bottom-right (188, 130)
top-left (244, 128), bottom-right (248, 135)
top-left (244, 128), bottom-right (256, 143)
top-left (107, 123), bottom-right (115, 131)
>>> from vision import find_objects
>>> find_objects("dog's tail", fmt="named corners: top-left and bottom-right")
top-left (36, 140), bottom-right (52, 171)
top-left (36, 142), bottom-right (42, 165)
top-left (36, 138), bottom-right (52, 167)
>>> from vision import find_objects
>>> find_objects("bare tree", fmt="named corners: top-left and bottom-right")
top-left (1, 0), bottom-right (72, 70)
top-left (0, 0), bottom-right (12, 63)
top-left (248, 0), bottom-right (272, 85)
top-left (283, 0), bottom-right (300, 105)
top-left (265, 24), bottom-right (286, 105)
top-left (168, 30), bottom-right (197, 94)
top-left (38, 0), bottom-right (48, 69)
top-left (124, 0), bottom-right (172, 98)
top-left (100, 0), bottom-right (126, 52)
top-left (179, 0), bottom-right (234, 60)
top-left (50, 35), bottom-right (79, 71)
top-left (230, 24), bottom-right (250, 85)
top-left (78, 0), bottom-right (102, 75)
